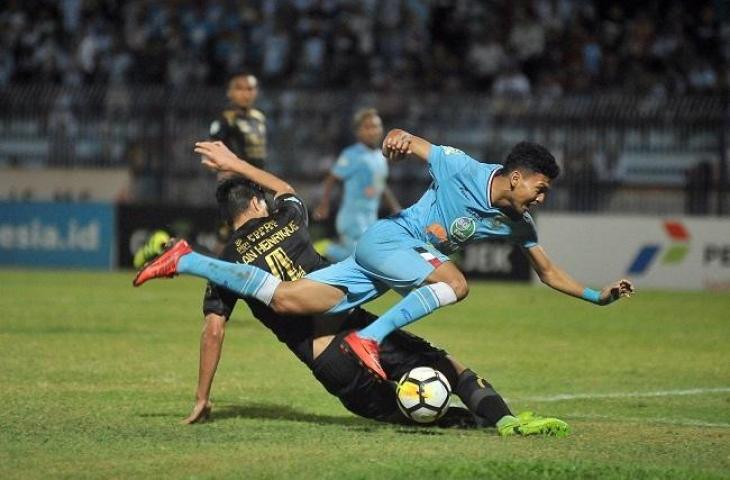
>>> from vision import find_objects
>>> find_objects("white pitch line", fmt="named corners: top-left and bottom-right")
top-left (567, 413), bottom-right (730, 429)
top-left (513, 387), bottom-right (730, 403)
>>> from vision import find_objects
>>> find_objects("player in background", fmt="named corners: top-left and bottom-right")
top-left (313, 108), bottom-right (401, 262)
top-left (207, 72), bottom-right (268, 253)
top-left (141, 143), bottom-right (568, 436)
top-left (134, 135), bottom-right (634, 381)
top-left (209, 72), bottom-right (267, 169)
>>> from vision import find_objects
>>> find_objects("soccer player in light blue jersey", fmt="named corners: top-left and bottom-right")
top-left (314, 108), bottom-right (401, 262)
top-left (135, 136), bottom-right (634, 380)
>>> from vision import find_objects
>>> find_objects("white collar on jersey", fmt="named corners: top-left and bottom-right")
top-left (486, 167), bottom-right (502, 209)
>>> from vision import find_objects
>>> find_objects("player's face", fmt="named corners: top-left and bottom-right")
top-left (227, 76), bottom-right (258, 109)
top-left (356, 115), bottom-right (384, 149)
top-left (510, 171), bottom-right (551, 215)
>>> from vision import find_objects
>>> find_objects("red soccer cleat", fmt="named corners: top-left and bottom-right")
top-left (342, 331), bottom-right (387, 380)
top-left (132, 239), bottom-right (192, 287)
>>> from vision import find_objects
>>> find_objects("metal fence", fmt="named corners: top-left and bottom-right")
top-left (0, 85), bottom-right (727, 214)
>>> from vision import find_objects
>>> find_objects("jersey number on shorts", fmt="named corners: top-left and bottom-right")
top-left (264, 247), bottom-right (306, 281)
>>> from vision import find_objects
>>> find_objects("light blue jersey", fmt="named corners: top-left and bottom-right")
top-left (325, 142), bottom-right (389, 261)
top-left (331, 142), bottom-right (389, 226)
top-left (392, 145), bottom-right (538, 254)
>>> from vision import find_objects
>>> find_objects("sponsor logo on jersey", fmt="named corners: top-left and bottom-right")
top-left (450, 217), bottom-right (476, 242)
top-left (426, 223), bottom-right (448, 243)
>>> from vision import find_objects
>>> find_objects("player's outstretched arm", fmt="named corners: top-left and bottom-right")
top-left (195, 141), bottom-right (295, 198)
top-left (382, 129), bottom-right (432, 162)
top-left (182, 313), bottom-right (227, 424)
top-left (524, 246), bottom-right (634, 306)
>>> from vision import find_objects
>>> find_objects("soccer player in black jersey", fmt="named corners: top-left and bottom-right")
top-left (209, 73), bottom-right (267, 169)
top-left (166, 141), bottom-right (568, 436)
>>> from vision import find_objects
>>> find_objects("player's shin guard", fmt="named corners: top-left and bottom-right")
top-left (454, 369), bottom-right (512, 427)
top-left (178, 252), bottom-right (281, 305)
top-left (357, 282), bottom-right (457, 344)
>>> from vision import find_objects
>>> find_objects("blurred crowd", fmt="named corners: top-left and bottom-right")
top-left (1, 0), bottom-right (728, 95)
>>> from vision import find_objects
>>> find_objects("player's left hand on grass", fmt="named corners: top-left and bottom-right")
top-left (195, 141), bottom-right (243, 173)
top-left (182, 400), bottom-right (212, 425)
top-left (599, 279), bottom-right (634, 305)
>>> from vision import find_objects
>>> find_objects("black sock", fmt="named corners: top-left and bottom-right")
top-left (454, 369), bottom-right (512, 426)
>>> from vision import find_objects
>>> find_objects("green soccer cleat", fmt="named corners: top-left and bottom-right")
top-left (497, 411), bottom-right (570, 437)
top-left (312, 238), bottom-right (332, 258)
top-left (133, 230), bottom-right (171, 269)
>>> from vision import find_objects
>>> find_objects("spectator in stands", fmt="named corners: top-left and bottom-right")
top-left (492, 61), bottom-right (531, 97)
top-left (0, 0), bottom-right (725, 95)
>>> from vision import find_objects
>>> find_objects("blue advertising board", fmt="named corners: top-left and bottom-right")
top-left (0, 202), bottom-right (115, 269)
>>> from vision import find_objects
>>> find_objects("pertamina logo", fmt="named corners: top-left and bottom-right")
top-left (450, 217), bottom-right (476, 242)
top-left (627, 221), bottom-right (690, 275)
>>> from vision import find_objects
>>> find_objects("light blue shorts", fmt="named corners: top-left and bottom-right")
top-left (305, 219), bottom-right (450, 313)
top-left (335, 210), bottom-right (376, 250)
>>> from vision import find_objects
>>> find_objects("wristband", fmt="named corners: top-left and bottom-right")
top-left (582, 288), bottom-right (601, 304)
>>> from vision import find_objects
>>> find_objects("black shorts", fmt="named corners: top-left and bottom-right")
top-left (310, 329), bottom-right (449, 423)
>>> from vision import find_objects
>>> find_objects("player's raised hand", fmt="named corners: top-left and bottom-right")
top-left (182, 399), bottom-right (212, 424)
top-left (382, 129), bottom-right (413, 161)
top-left (599, 279), bottom-right (634, 305)
top-left (195, 141), bottom-right (244, 172)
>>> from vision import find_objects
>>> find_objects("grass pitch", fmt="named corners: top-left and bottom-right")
top-left (1, 269), bottom-right (728, 479)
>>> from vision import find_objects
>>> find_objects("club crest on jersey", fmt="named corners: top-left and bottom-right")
top-left (450, 217), bottom-right (476, 242)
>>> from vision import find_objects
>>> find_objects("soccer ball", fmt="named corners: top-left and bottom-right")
top-left (395, 366), bottom-right (452, 424)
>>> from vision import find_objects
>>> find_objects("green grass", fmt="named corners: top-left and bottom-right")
top-left (1, 269), bottom-right (729, 479)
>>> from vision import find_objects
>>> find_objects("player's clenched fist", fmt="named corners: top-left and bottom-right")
top-left (600, 279), bottom-right (635, 305)
top-left (382, 129), bottom-right (413, 161)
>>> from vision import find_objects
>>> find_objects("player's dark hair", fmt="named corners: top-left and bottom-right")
top-left (215, 176), bottom-right (266, 222)
top-left (501, 141), bottom-right (560, 179)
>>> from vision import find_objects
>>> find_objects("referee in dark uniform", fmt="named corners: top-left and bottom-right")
top-left (209, 72), bottom-right (267, 170)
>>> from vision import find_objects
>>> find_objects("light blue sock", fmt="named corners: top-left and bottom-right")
top-left (178, 252), bottom-right (280, 305)
top-left (357, 283), bottom-right (457, 343)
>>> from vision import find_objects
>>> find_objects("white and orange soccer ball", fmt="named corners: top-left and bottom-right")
top-left (395, 367), bottom-right (452, 424)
